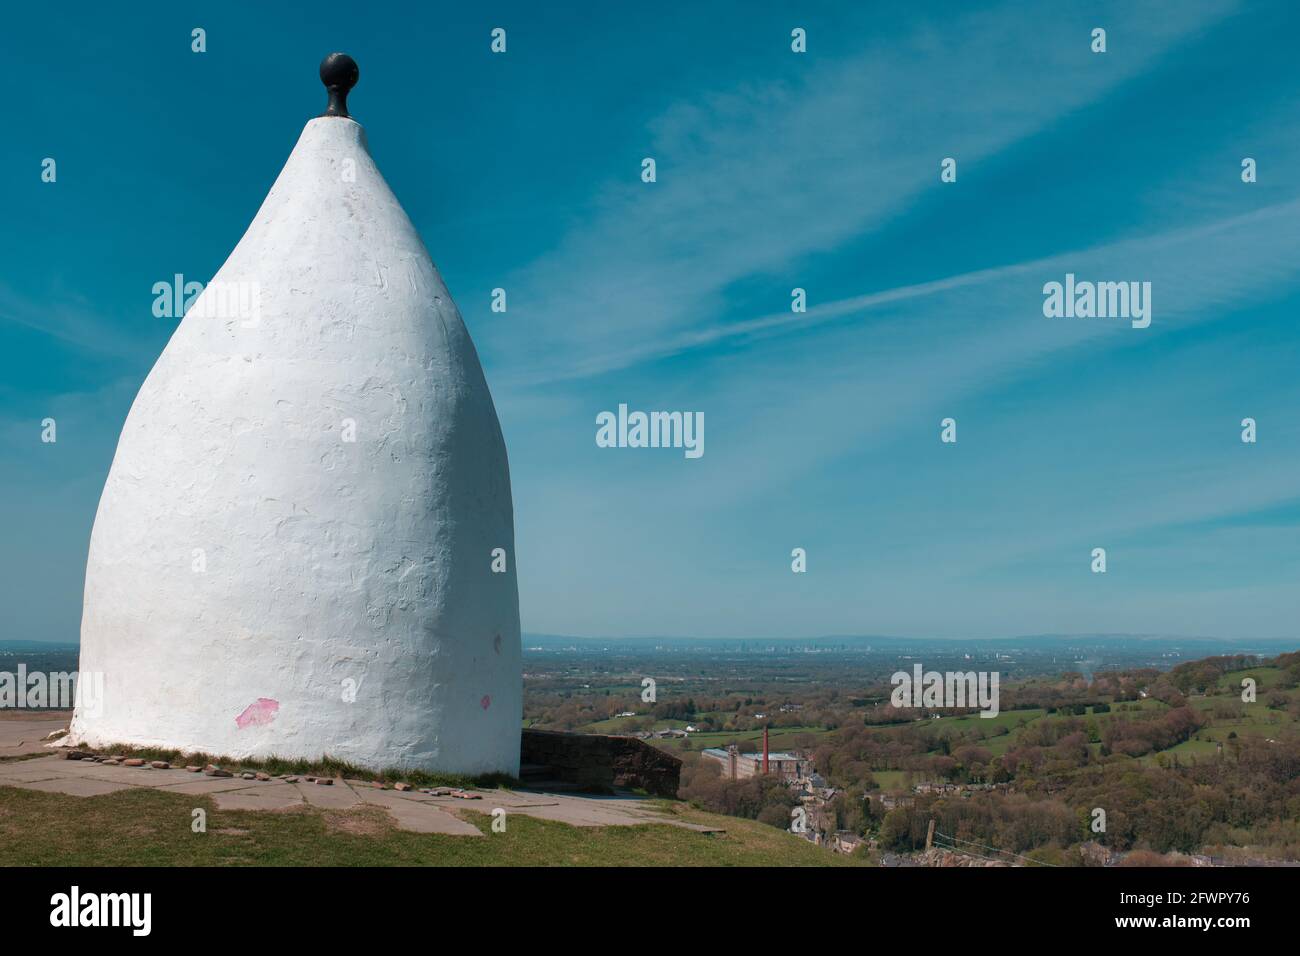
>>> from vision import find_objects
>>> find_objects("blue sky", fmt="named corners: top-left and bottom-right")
top-left (3, 0), bottom-right (1299, 643)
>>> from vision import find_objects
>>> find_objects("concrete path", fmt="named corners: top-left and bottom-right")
top-left (0, 710), bottom-right (72, 758)
top-left (356, 790), bottom-right (484, 835)
top-left (0, 753), bottom-right (712, 836)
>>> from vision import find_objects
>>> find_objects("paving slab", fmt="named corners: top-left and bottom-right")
top-left (233, 781), bottom-right (301, 800)
top-left (474, 791), bottom-right (565, 809)
top-left (506, 803), bottom-right (652, 827)
top-left (80, 767), bottom-right (197, 787)
top-left (0, 711), bottom-right (72, 757)
top-left (421, 789), bottom-right (693, 829)
top-left (152, 777), bottom-right (266, 795)
top-left (0, 765), bottom-right (68, 784)
top-left (212, 789), bottom-right (304, 812)
top-left (1, 754), bottom-right (72, 772)
top-left (358, 791), bottom-right (484, 835)
top-left (0, 752), bottom-right (702, 836)
top-left (295, 779), bottom-right (362, 809)
top-left (7, 776), bottom-right (134, 797)
top-left (351, 787), bottom-right (458, 806)
top-left (48, 764), bottom-right (164, 784)
top-left (0, 759), bottom-right (70, 780)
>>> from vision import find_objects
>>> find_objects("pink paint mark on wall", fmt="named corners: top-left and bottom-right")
top-left (235, 698), bottom-right (280, 729)
top-left (480, 695), bottom-right (491, 710)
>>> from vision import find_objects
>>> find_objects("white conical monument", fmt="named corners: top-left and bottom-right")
top-left (69, 54), bottom-right (521, 775)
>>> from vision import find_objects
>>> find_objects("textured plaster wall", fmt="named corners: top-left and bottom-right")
top-left (69, 117), bottom-right (522, 775)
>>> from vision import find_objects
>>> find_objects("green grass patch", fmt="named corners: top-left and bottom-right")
top-left (936, 708), bottom-right (1046, 736)
top-left (1218, 667), bottom-right (1284, 693)
top-left (0, 784), bottom-right (861, 867)
top-left (868, 770), bottom-right (907, 791)
top-left (648, 725), bottom-right (830, 753)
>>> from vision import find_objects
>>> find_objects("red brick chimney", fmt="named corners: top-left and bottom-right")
top-left (763, 725), bottom-right (769, 774)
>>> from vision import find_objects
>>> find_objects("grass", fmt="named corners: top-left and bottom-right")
top-left (933, 708), bottom-right (1047, 735)
top-left (855, 686), bottom-right (1298, 778)
top-left (583, 716), bottom-right (690, 733)
top-left (0, 783), bottom-right (863, 867)
top-left (869, 770), bottom-right (907, 790)
top-left (648, 725), bottom-right (830, 753)
top-left (1139, 701), bottom-right (1297, 766)
top-left (1218, 667), bottom-right (1285, 692)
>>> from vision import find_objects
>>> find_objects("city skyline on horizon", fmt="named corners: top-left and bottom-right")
top-left (10, 630), bottom-right (1299, 650)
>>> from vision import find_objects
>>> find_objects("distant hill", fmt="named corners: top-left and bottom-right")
top-left (0, 641), bottom-right (78, 652)
top-left (523, 632), bottom-right (1297, 656)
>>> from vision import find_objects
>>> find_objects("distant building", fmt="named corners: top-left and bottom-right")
top-left (878, 793), bottom-right (914, 810)
top-left (702, 746), bottom-right (808, 781)
top-left (833, 831), bottom-right (865, 854)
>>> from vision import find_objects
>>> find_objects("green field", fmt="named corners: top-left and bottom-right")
top-left (1140, 706), bottom-right (1295, 766)
top-left (856, 684), bottom-right (1299, 778)
top-left (869, 770), bottom-right (907, 790)
top-left (583, 716), bottom-right (691, 734)
top-left (646, 725), bottom-right (831, 753)
top-left (1218, 666), bottom-right (1285, 692)
top-left (848, 707), bottom-right (1050, 758)
top-left (0, 784), bottom-right (863, 867)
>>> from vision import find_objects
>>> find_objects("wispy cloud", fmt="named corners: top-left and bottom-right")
top-left (511, 196), bottom-right (1300, 384)
top-left (0, 281), bottom-right (157, 362)
top-left (485, 0), bottom-right (1238, 388)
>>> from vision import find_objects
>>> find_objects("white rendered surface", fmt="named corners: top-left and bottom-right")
top-left (69, 117), bottom-right (521, 775)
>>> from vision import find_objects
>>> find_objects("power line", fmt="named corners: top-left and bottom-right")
top-left (934, 830), bottom-right (1060, 867)
top-left (930, 835), bottom-right (1009, 866)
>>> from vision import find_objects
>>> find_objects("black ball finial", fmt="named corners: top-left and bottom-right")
top-left (319, 53), bottom-right (359, 118)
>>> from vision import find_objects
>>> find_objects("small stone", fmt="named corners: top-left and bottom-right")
top-left (241, 772), bottom-right (256, 780)
top-left (63, 750), bottom-right (90, 761)
top-left (304, 776), bottom-right (317, 783)
top-left (370, 781), bottom-right (386, 789)
top-left (211, 769), bottom-right (233, 778)
top-left (284, 775), bottom-right (298, 783)
top-left (429, 787), bottom-right (453, 796)
top-left (255, 772), bottom-right (271, 781)
top-left (393, 782), bottom-right (412, 792)
top-left (185, 765), bottom-right (202, 773)
top-left (104, 759), bottom-right (121, 765)
top-left (122, 758), bottom-right (146, 767)
top-left (451, 790), bottom-right (481, 800)
top-left (150, 760), bottom-right (170, 769)
top-left (316, 777), bottom-right (334, 786)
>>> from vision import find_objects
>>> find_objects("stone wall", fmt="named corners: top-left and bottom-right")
top-left (520, 729), bottom-right (681, 798)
